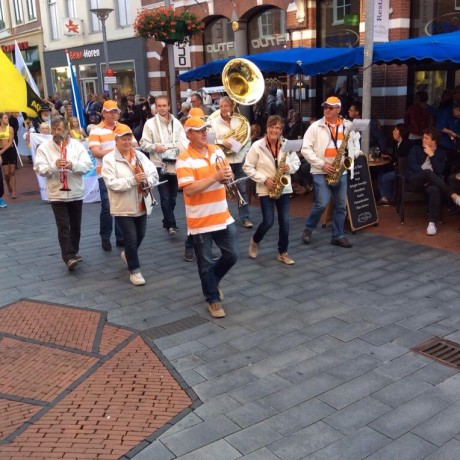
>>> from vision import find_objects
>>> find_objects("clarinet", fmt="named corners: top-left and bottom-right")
top-left (59, 142), bottom-right (71, 191)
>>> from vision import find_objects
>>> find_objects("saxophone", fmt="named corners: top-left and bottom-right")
top-left (269, 150), bottom-right (291, 199)
top-left (325, 129), bottom-right (353, 186)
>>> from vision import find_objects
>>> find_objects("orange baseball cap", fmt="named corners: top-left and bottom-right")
top-left (189, 107), bottom-right (205, 117)
top-left (102, 100), bottom-right (121, 112)
top-left (184, 116), bottom-right (210, 132)
top-left (114, 124), bottom-right (133, 137)
top-left (321, 96), bottom-right (341, 107)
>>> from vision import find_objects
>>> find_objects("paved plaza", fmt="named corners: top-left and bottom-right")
top-left (1, 194), bottom-right (460, 459)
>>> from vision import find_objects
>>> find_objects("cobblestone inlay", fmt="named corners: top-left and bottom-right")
top-left (0, 301), bottom-right (196, 459)
top-left (0, 300), bottom-right (105, 353)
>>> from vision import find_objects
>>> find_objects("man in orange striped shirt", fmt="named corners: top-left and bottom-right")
top-left (301, 96), bottom-right (353, 248)
top-left (176, 117), bottom-right (239, 318)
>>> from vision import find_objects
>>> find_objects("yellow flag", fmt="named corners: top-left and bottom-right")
top-left (0, 49), bottom-right (43, 117)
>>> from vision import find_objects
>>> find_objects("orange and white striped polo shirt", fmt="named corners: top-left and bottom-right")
top-left (324, 118), bottom-right (345, 162)
top-left (88, 121), bottom-right (130, 176)
top-left (176, 144), bottom-right (234, 235)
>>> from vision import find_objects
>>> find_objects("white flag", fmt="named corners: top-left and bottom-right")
top-left (14, 41), bottom-right (40, 97)
top-left (374, 0), bottom-right (390, 43)
top-left (63, 18), bottom-right (82, 37)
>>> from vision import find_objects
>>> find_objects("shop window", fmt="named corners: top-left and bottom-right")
top-left (51, 66), bottom-right (72, 102)
top-left (66, 0), bottom-right (76, 17)
top-left (204, 17), bottom-right (235, 63)
top-left (456, 0), bottom-right (460, 10)
top-left (116, 0), bottom-right (130, 27)
top-left (49, 0), bottom-right (59, 40)
top-left (319, 0), bottom-right (360, 47)
top-left (100, 61), bottom-right (136, 96)
top-left (79, 64), bottom-right (97, 79)
top-left (248, 9), bottom-right (287, 54)
top-left (13, 0), bottom-right (24, 24)
top-left (0, 1), bottom-right (5, 30)
top-left (26, 0), bottom-right (36, 20)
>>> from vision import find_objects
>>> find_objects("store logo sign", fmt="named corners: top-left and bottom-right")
top-left (425, 13), bottom-right (460, 35)
top-left (251, 34), bottom-right (287, 48)
top-left (68, 48), bottom-right (101, 60)
top-left (325, 29), bottom-right (360, 48)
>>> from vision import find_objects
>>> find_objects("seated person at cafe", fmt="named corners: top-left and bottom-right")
top-left (377, 123), bottom-right (411, 206)
top-left (406, 127), bottom-right (460, 236)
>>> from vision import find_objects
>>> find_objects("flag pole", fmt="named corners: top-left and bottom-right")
top-left (13, 139), bottom-right (23, 167)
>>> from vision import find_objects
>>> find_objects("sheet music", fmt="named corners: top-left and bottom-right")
top-left (280, 139), bottom-right (303, 153)
top-left (351, 119), bottom-right (370, 132)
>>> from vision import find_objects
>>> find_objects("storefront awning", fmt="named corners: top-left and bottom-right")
top-left (178, 47), bottom-right (364, 82)
top-left (372, 30), bottom-right (460, 65)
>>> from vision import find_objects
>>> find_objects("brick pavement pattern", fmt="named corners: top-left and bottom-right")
top-left (0, 301), bottom-right (193, 459)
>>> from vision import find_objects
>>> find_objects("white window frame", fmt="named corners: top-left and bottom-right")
top-left (333, 0), bottom-right (352, 25)
top-left (0, 0), bottom-right (5, 30)
top-left (13, 0), bottom-right (24, 24)
top-left (49, 0), bottom-right (59, 40)
top-left (26, 0), bottom-right (36, 20)
top-left (66, 0), bottom-right (76, 17)
top-left (116, 0), bottom-right (130, 27)
top-left (89, 0), bottom-right (102, 32)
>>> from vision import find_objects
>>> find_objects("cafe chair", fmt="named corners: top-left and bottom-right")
top-left (394, 157), bottom-right (428, 224)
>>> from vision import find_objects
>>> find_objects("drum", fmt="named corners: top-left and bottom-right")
top-left (163, 159), bottom-right (177, 175)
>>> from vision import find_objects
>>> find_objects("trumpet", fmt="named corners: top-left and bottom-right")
top-left (134, 155), bottom-right (166, 206)
top-left (215, 156), bottom-right (248, 206)
top-left (59, 142), bottom-right (71, 192)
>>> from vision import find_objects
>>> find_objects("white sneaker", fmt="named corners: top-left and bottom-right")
top-left (453, 194), bottom-right (460, 206)
top-left (130, 272), bottom-right (145, 286)
top-left (426, 222), bottom-right (437, 236)
top-left (120, 251), bottom-right (127, 265)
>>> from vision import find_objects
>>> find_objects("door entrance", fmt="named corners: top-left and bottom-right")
top-left (81, 79), bottom-right (97, 102)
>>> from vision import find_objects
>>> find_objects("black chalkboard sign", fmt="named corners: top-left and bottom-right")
top-left (346, 155), bottom-right (378, 231)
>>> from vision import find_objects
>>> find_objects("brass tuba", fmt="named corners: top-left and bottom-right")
top-left (209, 58), bottom-right (265, 155)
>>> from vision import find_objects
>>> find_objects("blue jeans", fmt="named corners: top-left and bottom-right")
top-left (98, 177), bottom-right (124, 243)
top-left (231, 162), bottom-right (250, 221)
top-left (378, 170), bottom-right (395, 200)
top-left (157, 169), bottom-right (178, 229)
top-left (192, 223), bottom-right (239, 304)
top-left (305, 174), bottom-right (348, 239)
top-left (115, 215), bottom-right (147, 273)
top-left (253, 194), bottom-right (290, 254)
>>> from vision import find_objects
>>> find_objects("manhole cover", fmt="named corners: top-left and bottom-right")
top-left (143, 315), bottom-right (209, 340)
top-left (412, 337), bottom-right (460, 370)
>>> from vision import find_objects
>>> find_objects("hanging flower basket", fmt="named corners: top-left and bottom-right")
top-left (133, 7), bottom-right (204, 45)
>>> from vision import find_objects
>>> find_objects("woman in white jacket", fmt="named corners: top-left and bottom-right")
top-left (243, 115), bottom-right (300, 265)
top-left (102, 125), bottom-right (158, 286)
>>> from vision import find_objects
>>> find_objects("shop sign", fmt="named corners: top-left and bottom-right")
top-left (251, 34), bottom-right (287, 49)
top-left (68, 48), bottom-right (101, 61)
top-left (425, 13), bottom-right (460, 35)
top-left (325, 29), bottom-right (360, 48)
top-left (2, 41), bottom-right (29, 52)
top-left (174, 42), bottom-right (191, 68)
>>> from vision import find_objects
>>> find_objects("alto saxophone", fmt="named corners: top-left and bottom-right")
top-left (269, 151), bottom-right (291, 199)
top-left (325, 129), bottom-right (353, 186)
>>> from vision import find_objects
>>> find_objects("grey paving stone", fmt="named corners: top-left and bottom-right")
top-left (175, 439), bottom-right (242, 460)
top-left (228, 374), bottom-right (292, 405)
top-left (171, 354), bottom-right (207, 372)
top-left (411, 362), bottom-right (459, 385)
top-left (248, 345), bottom-right (316, 379)
top-left (261, 373), bottom-right (343, 412)
top-left (318, 371), bottom-right (394, 410)
top-left (304, 426), bottom-right (391, 460)
top-left (411, 401), bottom-right (460, 446)
top-left (193, 394), bottom-right (242, 420)
top-left (268, 421), bottom-right (343, 460)
top-left (329, 319), bottom-right (378, 342)
top-left (180, 369), bottom-right (207, 386)
top-left (369, 394), bottom-right (450, 439)
top-left (303, 335), bottom-right (345, 354)
top-left (360, 324), bottom-right (412, 346)
top-left (226, 421), bottom-right (284, 455)
top-left (301, 317), bottom-right (350, 339)
top-left (265, 398), bottom-right (336, 436)
top-left (364, 342), bottom-right (409, 363)
top-left (239, 447), bottom-right (283, 460)
top-left (257, 329), bottom-right (311, 354)
top-left (396, 309), bottom-right (452, 331)
top-left (325, 354), bottom-right (381, 381)
top-left (423, 439), bottom-right (460, 460)
top-left (194, 343), bottom-right (241, 364)
top-left (371, 376), bottom-right (434, 408)
top-left (227, 399), bottom-right (280, 428)
top-left (229, 329), bottom-right (284, 351)
top-left (373, 352), bottom-right (430, 380)
top-left (365, 432), bottom-right (437, 460)
top-left (161, 414), bottom-right (240, 457)
top-left (323, 396), bottom-right (392, 435)
top-left (162, 340), bottom-right (208, 361)
top-left (131, 440), bottom-right (175, 460)
top-left (196, 325), bottom-right (252, 348)
top-left (193, 368), bottom-right (258, 402)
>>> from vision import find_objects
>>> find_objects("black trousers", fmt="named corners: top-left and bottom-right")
top-left (408, 171), bottom-right (450, 222)
top-left (50, 200), bottom-right (83, 263)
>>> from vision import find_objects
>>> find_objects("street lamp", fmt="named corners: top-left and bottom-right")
top-left (90, 8), bottom-right (114, 98)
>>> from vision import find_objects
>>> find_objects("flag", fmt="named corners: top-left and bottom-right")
top-left (63, 18), bottom-right (82, 37)
top-left (0, 49), bottom-right (42, 117)
top-left (14, 40), bottom-right (40, 96)
top-left (65, 50), bottom-right (87, 131)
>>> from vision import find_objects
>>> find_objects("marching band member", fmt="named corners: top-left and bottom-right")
top-left (243, 115), bottom-right (300, 265)
top-left (209, 96), bottom-right (253, 228)
top-left (102, 125), bottom-right (158, 286)
top-left (34, 116), bottom-right (93, 271)
top-left (140, 95), bottom-right (187, 236)
top-left (176, 117), bottom-right (239, 318)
